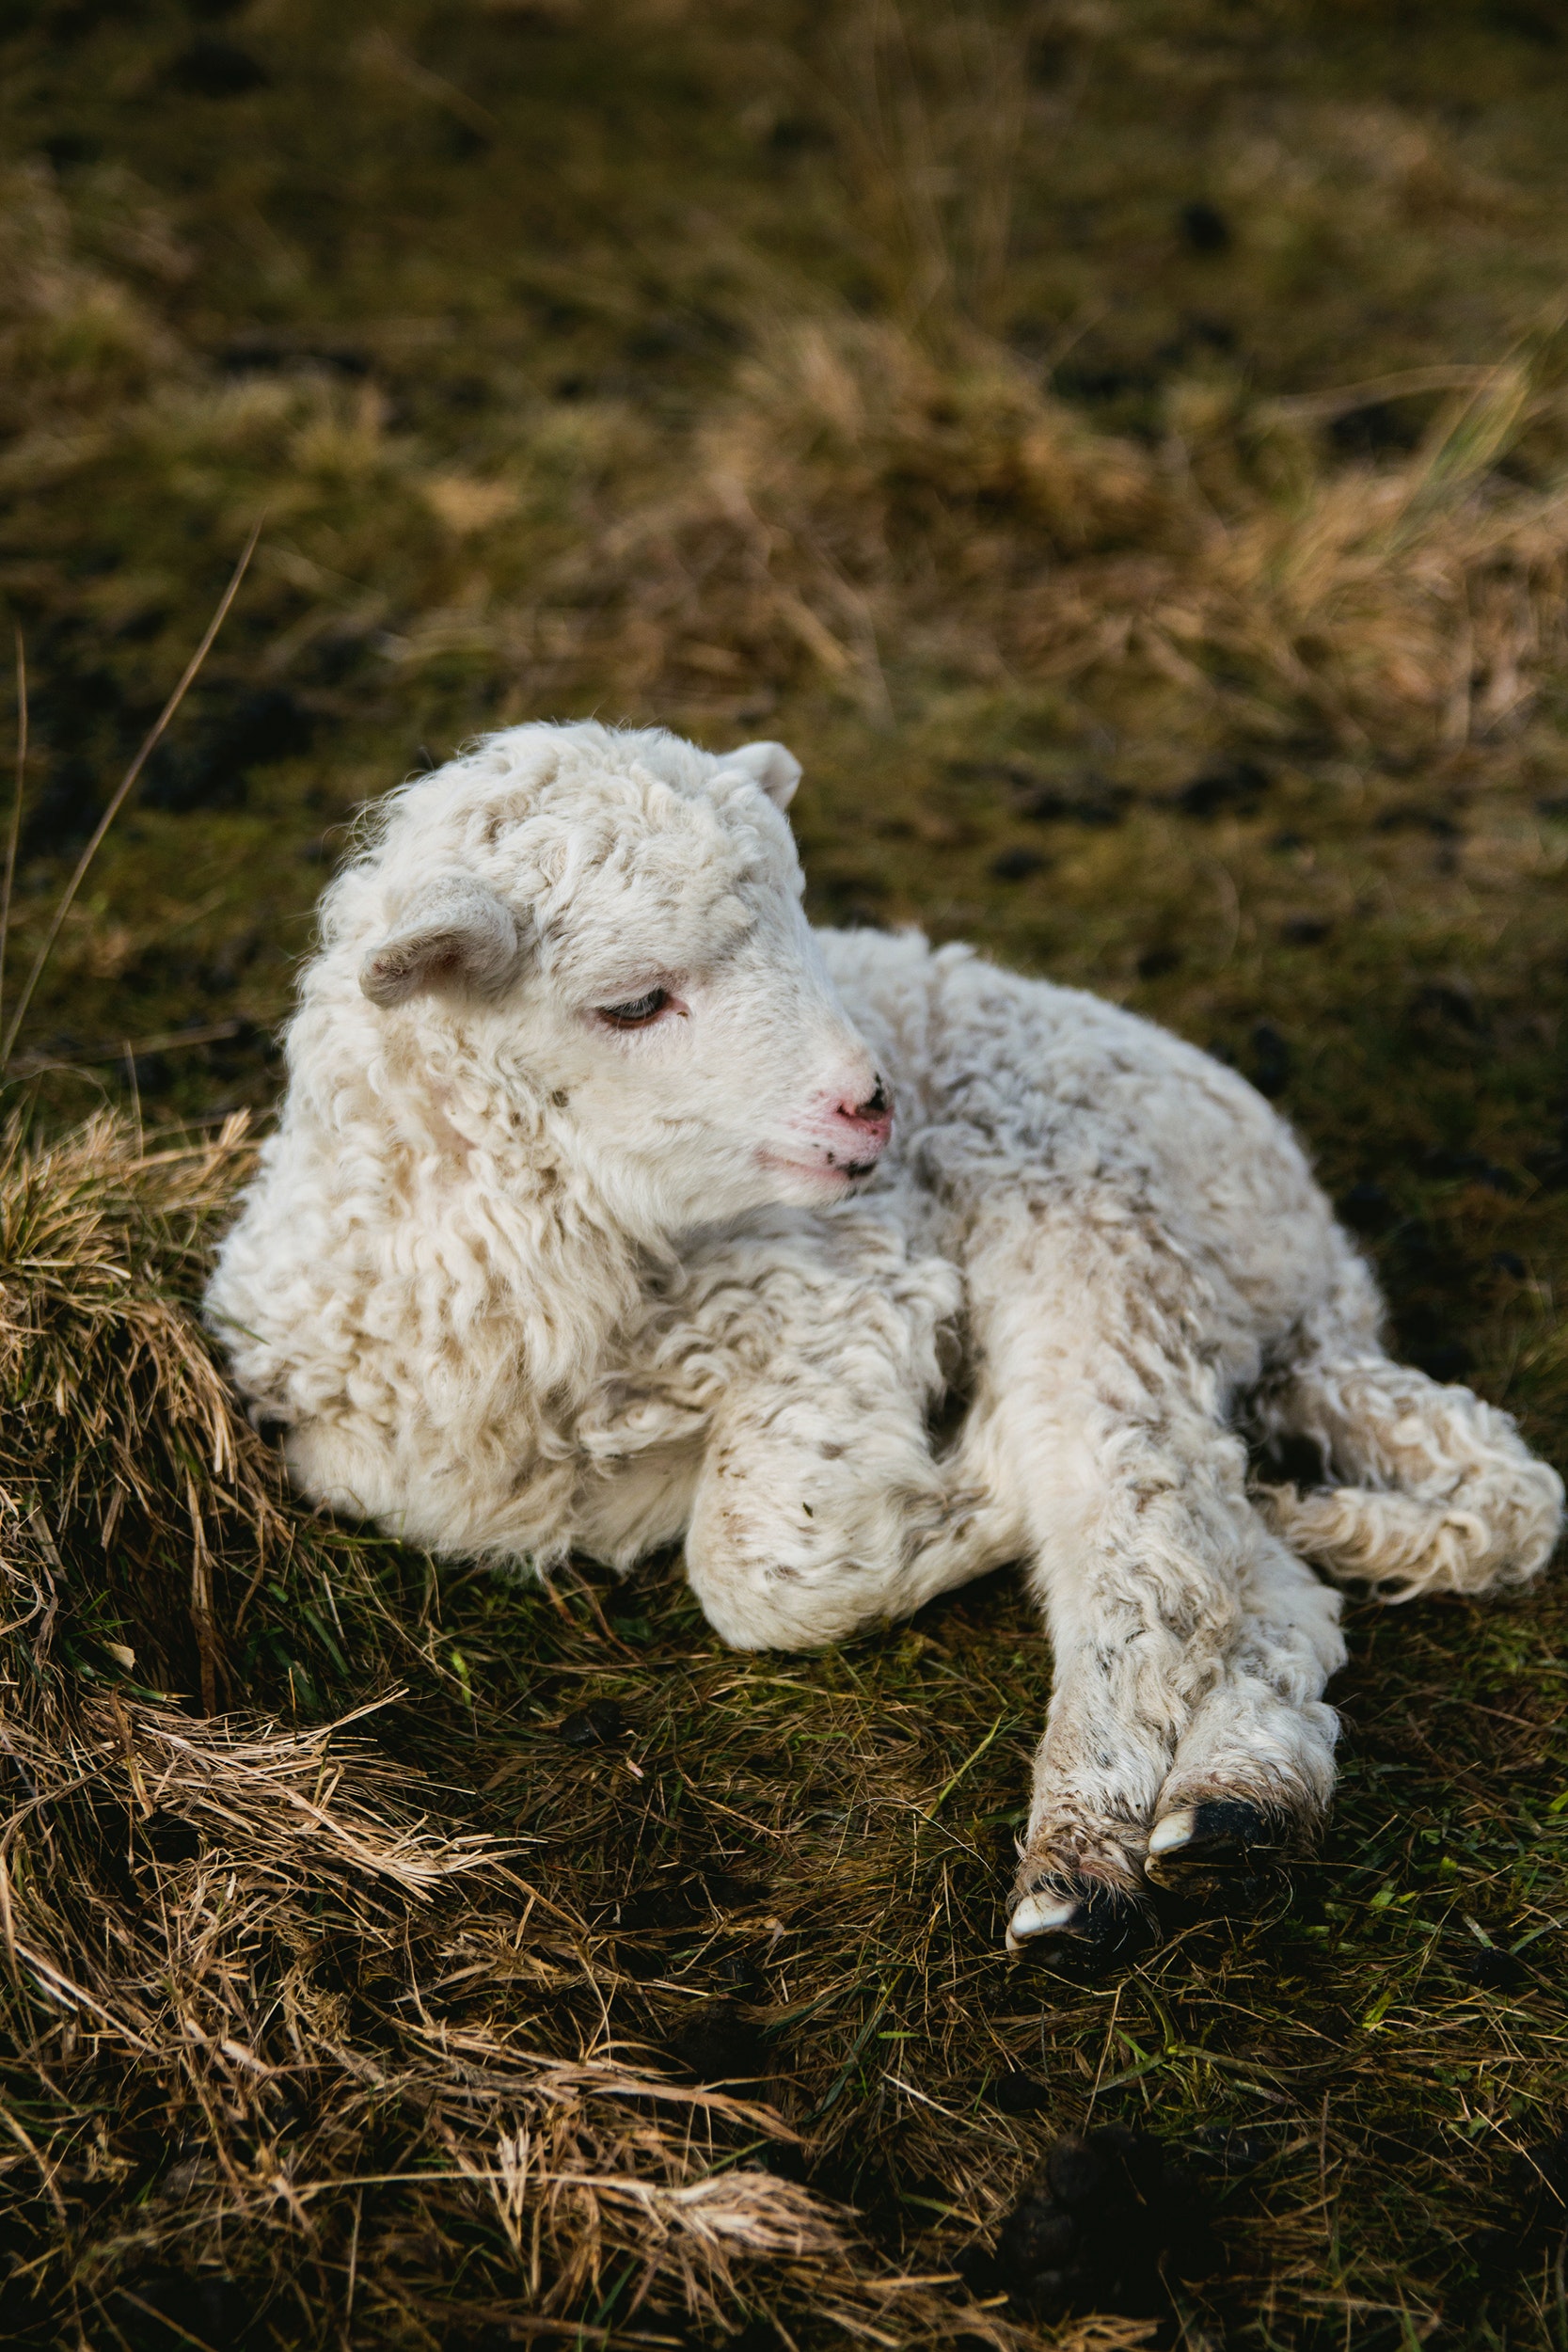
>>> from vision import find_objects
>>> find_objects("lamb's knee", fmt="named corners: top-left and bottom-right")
top-left (685, 1441), bottom-right (970, 1646)
top-left (683, 1514), bottom-right (895, 1650)
top-left (685, 1375), bottom-right (969, 1647)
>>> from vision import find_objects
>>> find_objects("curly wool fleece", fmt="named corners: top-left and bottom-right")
top-left (207, 722), bottom-right (1562, 1948)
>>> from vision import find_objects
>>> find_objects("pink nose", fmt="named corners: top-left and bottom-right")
top-left (830, 1076), bottom-right (893, 1168)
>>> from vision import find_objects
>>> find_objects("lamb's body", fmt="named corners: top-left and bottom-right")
top-left (209, 722), bottom-right (1563, 1947)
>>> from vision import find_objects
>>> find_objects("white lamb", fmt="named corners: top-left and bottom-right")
top-left (206, 721), bottom-right (1563, 1952)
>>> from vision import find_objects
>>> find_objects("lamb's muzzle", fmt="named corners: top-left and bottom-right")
top-left (774, 1069), bottom-right (895, 1184)
top-left (834, 1076), bottom-right (895, 1170)
top-left (205, 719), bottom-right (1563, 1961)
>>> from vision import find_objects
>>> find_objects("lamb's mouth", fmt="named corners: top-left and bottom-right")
top-left (756, 1148), bottom-right (870, 1190)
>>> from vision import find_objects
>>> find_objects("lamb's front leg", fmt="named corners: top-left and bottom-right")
top-left (684, 1372), bottom-right (1020, 1650)
top-left (675, 1215), bottom-right (1022, 1650)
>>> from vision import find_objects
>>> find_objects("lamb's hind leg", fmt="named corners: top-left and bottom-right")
top-left (1144, 1530), bottom-right (1344, 1893)
top-left (996, 1391), bottom-right (1262, 1950)
top-left (1254, 1340), bottom-right (1563, 1602)
top-left (956, 1195), bottom-right (1284, 1950)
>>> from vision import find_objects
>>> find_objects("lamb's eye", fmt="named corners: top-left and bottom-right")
top-left (598, 988), bottom-right (670, 1029)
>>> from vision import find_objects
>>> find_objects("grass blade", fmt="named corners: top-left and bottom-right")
top-left (0, 523), bottom-right (261, 1074)
top-left (0, 631), bottom-right (26, 1053)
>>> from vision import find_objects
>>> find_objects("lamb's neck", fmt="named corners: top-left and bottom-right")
top-left (426, 1125), bottom-right (652, 1406)
top-left (288, 997), bottom-right (662, 1402)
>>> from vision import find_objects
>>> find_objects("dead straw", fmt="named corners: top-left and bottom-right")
top-left (0, 1111), bottom-right (1056, 2348)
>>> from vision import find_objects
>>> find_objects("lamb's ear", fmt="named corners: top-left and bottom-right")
top-left (359, 875), bottom-right (523, 1009)
top-left (725, 739), bottom-right (802, 812)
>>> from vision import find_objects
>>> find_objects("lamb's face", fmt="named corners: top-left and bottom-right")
top-left (355, 726), bottom-right (892, 1232)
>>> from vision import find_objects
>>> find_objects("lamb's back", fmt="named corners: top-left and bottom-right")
top-left (817, 925), bottom-right (1340, 1328)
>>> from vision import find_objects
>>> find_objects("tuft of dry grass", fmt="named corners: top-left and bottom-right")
top-left (542, 312), bottom-right (1568, 755)
top-left (0, 1113), bottom-right (1072, 2348)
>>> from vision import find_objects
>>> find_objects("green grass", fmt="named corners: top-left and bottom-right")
top-left (2, 0), bottom-right (1568, 2344)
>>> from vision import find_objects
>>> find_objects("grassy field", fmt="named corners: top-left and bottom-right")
top-left (3, 0), bottom-right (1568, 2344)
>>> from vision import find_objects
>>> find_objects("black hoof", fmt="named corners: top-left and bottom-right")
top-left (1006, 1878), bottom-right (1149, 1963)
top-left (1145, 1796), bottom-right (1291, 1898)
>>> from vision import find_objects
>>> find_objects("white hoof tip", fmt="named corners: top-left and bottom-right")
top-left (1148, 1807), bottom-right (1196, 1859)
top-left (1005, 1892), bottom-right (1081, 1950)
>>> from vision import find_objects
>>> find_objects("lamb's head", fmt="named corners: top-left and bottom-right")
top-left (333, 722), bottom-right (892, 1232)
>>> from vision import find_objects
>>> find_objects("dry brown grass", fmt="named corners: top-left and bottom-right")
top-left (530, 312), bottom-right (1568, 759)
top-left (6, 11), bottom-right (1568, 806)
top-left (0, 1114), bottom-right (1103, 2349)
